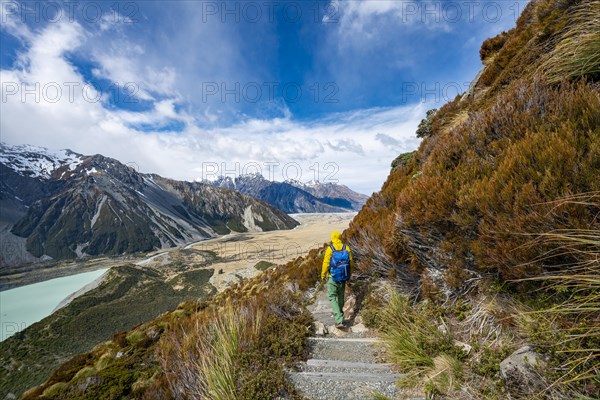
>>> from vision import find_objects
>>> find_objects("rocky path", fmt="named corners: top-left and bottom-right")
top-left (288, 288), bottom-right (404, 400)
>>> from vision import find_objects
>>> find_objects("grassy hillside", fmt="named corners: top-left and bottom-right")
top-left (13, 0), bottom-right (599, 398)
top-left (18, 247), bottom-right (324, 400)
top-left (0, 262), bottom-right (216, 398)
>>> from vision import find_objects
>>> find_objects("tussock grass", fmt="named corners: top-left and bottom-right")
top-left (538, 0), bottom-right (600, 83)
top-left (377, 290), bottom-right (466, 395)
top-left (159, 304), bottom-right (262, 400)
top-left (518, 230), bottom-right (600, 394)
top-left (424, 354), bottom-right (464, 396)
top-left (463, 293), bottom-right (524, 345)
top-left (158, 288), bottom-right (310, 400)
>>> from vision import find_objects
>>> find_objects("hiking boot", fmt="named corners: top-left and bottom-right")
top-left (335, 322), bottom-right (345, 329)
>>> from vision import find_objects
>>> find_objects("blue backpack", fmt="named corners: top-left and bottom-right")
top-left (329, 244), bottom-right (350, 283)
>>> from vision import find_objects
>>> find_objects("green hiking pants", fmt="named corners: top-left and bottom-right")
top-left (327, 278), bottom-right (346, 324)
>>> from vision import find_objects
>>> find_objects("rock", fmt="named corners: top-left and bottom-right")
top-left (314, 321), bottom-right (328, 336)
top-left (328, 325), bottom-right (347, 337)
top-left (500, 346), bottom-right (546, 394)
top-left (354, 315), bottom-right (364, 325)
top-left (343, 294), bottom-right (356, 319)
top-left (453, 340), bottom-right (472, 355)
top-left (350, 323), bottom-right (369, 334)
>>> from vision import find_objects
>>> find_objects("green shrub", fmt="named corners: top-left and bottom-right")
top-left (254, 260), bottom-right (275, 271)
top-left (415, 109), bottom-right (437, 138)
top-left (41, 382), bottom-right (69, 397)
top-left (126, 331), bottom-right (146, 346)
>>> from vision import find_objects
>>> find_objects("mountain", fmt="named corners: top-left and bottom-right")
top-left (208, 173), bottom-right (368, 213)
top-left (286, 179), bottom-right (370, 211)
top-left (0, 144), bottom-right (298, 266)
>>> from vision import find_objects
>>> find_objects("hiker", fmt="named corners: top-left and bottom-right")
top-left (321, 231), bottom-right (354, 329)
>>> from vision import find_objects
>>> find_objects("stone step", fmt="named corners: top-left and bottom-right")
top-left (309, 337), bottom-right (381, 343)
top-left (298, 358), bottom-right (397, 375)
top-left (293, 371), bottom-right (402, 382)
top-left (293, 289), bottom-right (401, 400)
top-left (306, 359), bottom-right (393, 370)
top-left (311, 311), bottom-right (336, 326)
top-left (288, 371), bottom-right (399, 400)
top-left (308, 337), bottom-right (385, 364)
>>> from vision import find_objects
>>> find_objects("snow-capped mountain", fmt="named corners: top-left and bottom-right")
top-left (208, 173), bottom-right (368, 213)
top-left (0, 143), bottom-right (298, 266)
top-left (285, 179), bottom-right (370, 211)
top-left (0, 143), bottom-right (84, 179)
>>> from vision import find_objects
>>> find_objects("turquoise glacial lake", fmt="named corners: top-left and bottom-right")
top-left (0, 269), bottom-right (108, 341)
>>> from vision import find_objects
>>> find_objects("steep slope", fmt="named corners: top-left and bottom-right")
top-left (347, 0), bottom-right (600, 289)
top-left (13, 0), bottom-right (600, 399)
top-left (0, 145), bottom-right (74, 266)
top-left (1, 145), bottom-right (298, 264)
top-left (210, 173), bottom-right (367, 213)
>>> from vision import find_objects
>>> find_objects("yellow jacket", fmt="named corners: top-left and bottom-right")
top-left (321, 231), bottom-right (354, 280)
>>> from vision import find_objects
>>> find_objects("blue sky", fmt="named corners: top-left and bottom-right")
top-left (0, 0), bottom-right (527, 194)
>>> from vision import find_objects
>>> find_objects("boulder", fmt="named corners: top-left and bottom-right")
top-left (328, 325), bottom-right (347, 337)
top-left (342, 294), bottom-right (356, 319)
top-left (350, 323), bottom-right (369, 334)
top-left (314, 321), bottom-right (328, 336)
top-left (500, 346), bottom-right (546, 394)
top-left (453, 340), bottom-right (472, 355)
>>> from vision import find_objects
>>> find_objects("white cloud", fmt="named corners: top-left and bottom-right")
top-left (0, 3), bottom-right (426, 195)
top-left (90, 43), bottom-right (179, 101)
top-left (331, 0), bottom-right (454, 42)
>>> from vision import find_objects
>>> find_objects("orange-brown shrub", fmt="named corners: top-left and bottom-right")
top-left (393, 78), bottom-right (600, 282)
top-left (479, 30), bottom-right (511, 62)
